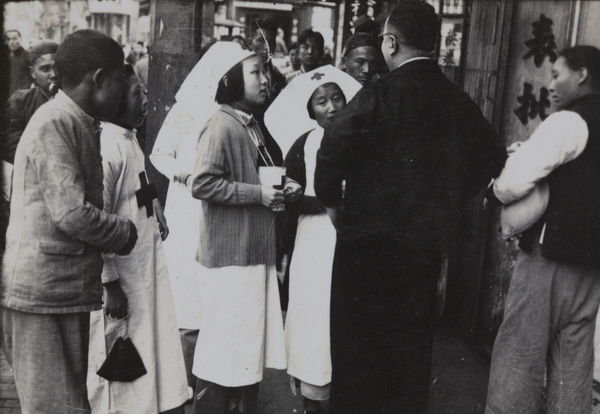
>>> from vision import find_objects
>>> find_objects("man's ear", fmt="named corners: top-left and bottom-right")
top-left (578, 67), bottom-right (589, 85)
top-left (389, 36), bottom-right (400, 56)
top-left (223, 74), bottom-right (229, 88)
top-left (381, 35), bottom-right (397, 57)
top-left (29, 65), bottom-right (34, 78)
top-left (341, 56), bottom-right (347, 70)
top-left (92, 68), bottom-right (105, 89)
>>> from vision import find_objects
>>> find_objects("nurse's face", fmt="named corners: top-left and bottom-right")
top-left (309, 83), bottom-right (346, 128)
top-left (241, 56), bottom-right (268, 108)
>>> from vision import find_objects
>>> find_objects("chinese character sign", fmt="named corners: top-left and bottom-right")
top-left (514, 13), bottom-right (557, 126)
top-left (438, 20), bottom-right (462, 67)
top-left (523, 14), bottom-right (558, 68)
top-left (514, 82), bottom-right (550, 126)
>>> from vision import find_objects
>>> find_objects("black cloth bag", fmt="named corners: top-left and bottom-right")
top-left (97, 336), bottom-right (147, 382)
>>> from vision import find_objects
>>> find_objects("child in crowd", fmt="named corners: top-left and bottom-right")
top-left (181, 41), bottom-right (301, 414)
top-left (265, 66), bottom-right (362, 414)
top-left (87, 66), bottom-right (188, 414)
top-left (1, 30), bottom-right (137, 414)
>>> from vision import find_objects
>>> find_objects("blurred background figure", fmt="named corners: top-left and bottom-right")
top-left (286, 29), bottom-right (325, 84)
top-left (320, 46), bottom-right (333, 67)
top-left (133, 41), bottom-right (145, 60)
top-left (135, 43), bottom-right (149, 89)
top-left (3, 39), bottom-right (58, 166)
top-left (2, 39), bottom-right (58, 229)
top-left (274, 27), bottom-right (288, 59)
top-left (125, 44), bottom-right (136, 65)
top-left (341, 33), bottom-right (383, 85)
top-left (231, 35), bottom-right (246, 48)
top-left (5, 29), bottom-right (32, 95)
top-left (280, 43), bottom-right (301, 76)
top-left (352, 15), bottom-right (381, 39)
top-left (125, 41), bottom-right (145, 65)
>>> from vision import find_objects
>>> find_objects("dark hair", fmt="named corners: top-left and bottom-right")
top-left (306, 82), bottom-right (346, 119)
top-left (559, 46), bottom-right (600, 90)
top-left (386, 0), bottom-right (440, 52)
top-left (298, 29), bottom-right (325, 50)
top-left (289, 43), bottom-right (298, 51)
top-left (215, 61), bottom-right (245, 105)
top-left (55, 29), bottom-right (124, 88)
top-left (113, 65), bottom-right (138, 120)
top-left (248, 17), bottom-right (277, 46)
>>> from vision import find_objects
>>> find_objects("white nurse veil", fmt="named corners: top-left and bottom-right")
top-left (151, 42), bottom-right (256, 174)
top-left (264, 65), bottom-right (363, 157)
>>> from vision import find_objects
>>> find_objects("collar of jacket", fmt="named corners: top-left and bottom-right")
top-left (390, 58), bottom-right (440, 75)
top-left (564, 92), bottom-right (600, 110)
top-left (219, 104), bottom-right (258, 127)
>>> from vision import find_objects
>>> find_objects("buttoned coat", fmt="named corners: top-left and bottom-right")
top-left (1, 91), bottom-right (133, 314)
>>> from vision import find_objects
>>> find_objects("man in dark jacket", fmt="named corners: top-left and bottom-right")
top-left (1, 40), bottom-right (58, 254)
top-left (3, 40), bottom-right (59, 165)
top-left (314, 1), bottom-right (506, 412)
top-left (5, 30), bottom-right (32, 95)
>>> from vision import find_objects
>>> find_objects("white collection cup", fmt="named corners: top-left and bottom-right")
top-left (259, 166), bottom-right (286, 212)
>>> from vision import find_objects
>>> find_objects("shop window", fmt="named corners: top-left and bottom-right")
top-left (425, 0), bottom-right (468, 85)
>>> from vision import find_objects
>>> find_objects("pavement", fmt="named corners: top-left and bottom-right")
top-left (2, 327), bottom-right (600, 414)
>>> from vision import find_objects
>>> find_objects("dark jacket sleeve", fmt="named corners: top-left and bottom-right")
top-left (462, 98), bottom-right (507, 197)
top-left (315, 84), bottom-right (378, 207)
top-left (280, 133), bottom-right (327, 255)
top-left (285, 132), bottom-right (326, 216)
top-left (3, 92), bottom-right (27, 163)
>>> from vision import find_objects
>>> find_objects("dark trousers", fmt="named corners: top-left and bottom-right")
top-left (328, 237), bottom-right (441, 414)
top-left (192, 377), bottom-right (259, 414)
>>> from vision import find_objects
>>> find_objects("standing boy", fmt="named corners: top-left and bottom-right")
top-left (1, 30), bottom-right (137, 414)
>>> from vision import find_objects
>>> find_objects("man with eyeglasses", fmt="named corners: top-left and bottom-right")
top-left (314, 1), bottom-right (506, 412)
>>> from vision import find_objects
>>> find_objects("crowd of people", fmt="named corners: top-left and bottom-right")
top-left (2, 1), bottom-right (600, 413)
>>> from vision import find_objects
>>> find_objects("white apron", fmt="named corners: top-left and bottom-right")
top-left (285, 128), bottom-right (336, 386)
top-left (192, 264), bottom-right (287, 387)
top-left (151, 102), bottom-right (205, 330)
top-left (162, 183), bottom-right (203, 329)
top-left (87, 124), bottom-right (188, 413)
